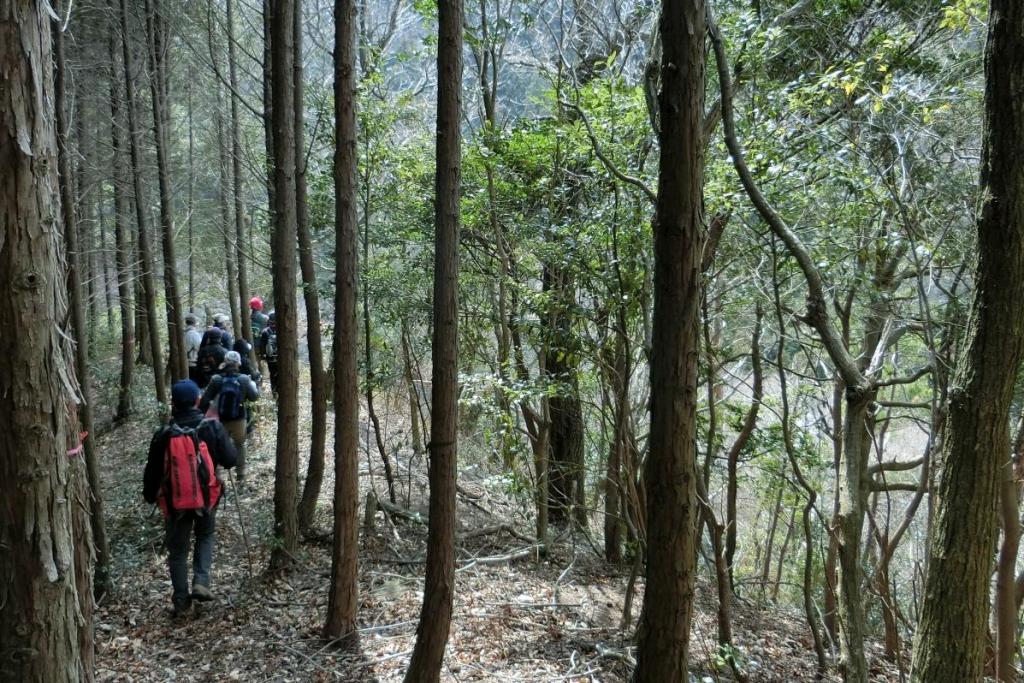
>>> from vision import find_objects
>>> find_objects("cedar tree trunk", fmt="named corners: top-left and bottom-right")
top-left (403, 0), bottom-right (463, 676)
top-left (632, 0), bottom-right (705, 679)
top-left (324, 0), bottom-right (361, 642)
top-left (0, 2), bottom-right (94, 677)
top-left (269, 0), bottom-right (301, 570)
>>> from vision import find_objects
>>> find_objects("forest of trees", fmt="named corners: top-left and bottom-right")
top-left (1, 0), bottom-right (1023, 681)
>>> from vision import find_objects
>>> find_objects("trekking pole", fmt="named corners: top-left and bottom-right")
top-left (227, 470), bottom-right (255, 577)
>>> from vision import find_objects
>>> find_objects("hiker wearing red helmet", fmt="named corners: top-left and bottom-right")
top-left (250, 296), bottom-right (269, 339)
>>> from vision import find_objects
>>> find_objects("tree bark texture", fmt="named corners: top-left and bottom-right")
top-left (912, 4), bottom-right (1024, 679)
top-left (269, 0), bottom-right (300, 570)
top-left (403, 0), bottom-right (462, 676)
top-left (119, 0), bottom-right (166, 403)
top-left (324, 0), bottom-right (361, 642)
top-left (0, 2), bottom-right (94, 678)
top-left (632, 0), bottom-right (705, 679)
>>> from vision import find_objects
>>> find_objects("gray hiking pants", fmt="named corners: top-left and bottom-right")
top-left (166, 509), bottom-right (216, 607)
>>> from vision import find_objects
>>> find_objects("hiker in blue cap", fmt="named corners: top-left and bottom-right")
top-left (143, 379), bottom-right (237, 617)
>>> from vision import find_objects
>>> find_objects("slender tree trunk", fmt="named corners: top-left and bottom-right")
top-left (72, 98), bottom-right (100, 352)
top-left (295, 0), bottom-right (330, 533)
top-left (187, 64), bottom-right (195, 311)
top-left (694, 475), bottom-right (736, 654)
top-left (262, 0), bottom-right (276, 222)
top-left (875, 553), bottom-right (900, 661)
top-left (402, 323), bottom-right (424, 456)
top-left (99, 190), bottom-right (116, 341)
top-left (324, 0), bottom-right (360, 642)
top-left (109, 25), bottom-right (135, 420)
top-left (74, 106), bottom-right (100, 351)
top-left (771, 506), bottom-right (795, 603)
top-left (403, 0), bottom-right (462, 675)
top-left (0, 4), bottom-right (94, 677)
top-left (218, 109), bottom-right (241, 334)
top-left (57, 1), bottom-right (111, 604)
top-left (759, 485), bottom-right (783, 597)
top-left (824, 381), bottom-right (842, 643)
top-left (995, 421), bottom-right (1023, 681)
top-left (227, 0), bottom-right (252, 340)
top-left (604, 315), bottom-right (628, 563)
top-left (145, 0), bottom-right (187, 380)
top-left (912, 9), bottom-right (1024, 674)
top-left (269, 0), bottom-right (300, 571)
top-left (632, 0), bottom-right (705, 679)
top-left (725, 308), bottom-right (763, 588)
top-left (362, 191), bottom-right (398, 503)
top-left (120, 0), bottom-right (166, 403)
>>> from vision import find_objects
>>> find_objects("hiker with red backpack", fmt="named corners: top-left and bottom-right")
top-left (143, 380), bottom-right (237, 617)
top-left (200, 351), bottom-right (259, 490)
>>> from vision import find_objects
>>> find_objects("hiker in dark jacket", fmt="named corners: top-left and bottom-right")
top-left (143, 380), bottom-right (237, 617)
top-left (257, 311), bottom-right (279, 397)
top-left (201, 351), bottom-right (259, 488)
top-left (196, 327), bottom-right (226, 388)
top-left (232, 338), bottom-right (261, 383)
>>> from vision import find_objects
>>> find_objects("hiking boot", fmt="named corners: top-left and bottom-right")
top-left (172, 598), bottom-right (193, 618)
top-left (191, 584), bottom-right (215, 602)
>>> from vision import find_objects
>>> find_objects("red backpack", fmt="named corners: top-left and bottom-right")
top-left (159, 423), bottom-right (222, 516)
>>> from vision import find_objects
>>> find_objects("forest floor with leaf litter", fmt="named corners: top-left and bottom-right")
top-left (90, 374), bottom-right (902, 682)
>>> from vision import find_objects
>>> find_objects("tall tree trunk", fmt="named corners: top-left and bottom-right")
top-left (226, 0), bottom-right (252, 340)
top-left (824, 381), bottom-right (842, 644)
top-left (262, 0), bottom-right (276, 223)
top-left (995, 417), bottom-right (1023, 681)
top-left (725, 308), bottom-right (763, 588)
top-left (58, 26), bottom-right (111, 602)
top-left (269, 0), bottom-right (300, 571)
top-left (109, 25), bottom-right (136, 420)
top-left (120, 0), bottom-right (166, 403)
top-left (604, 312), bottom-right (628, 563)
top-left (73, 98), bottom-right (100, 352)
top-left (912, 4), bottom-right (1024, 679)
top-left (295, 0), bottom-right (330, 533)
top-left (759, 484), bottom-right (783, 598)
top-left (99, 190), bottom-right (116, 341)
top-left (218, 108), bottom-right (242, 334)
top-left (323, 0), bottom-right (360, 642)
top-left (632, 0), bottom-right (705, 679)
top-left (0, 3), bottom-right (94, 677)
top-left (403, 0), bottom-right (462, 675)
top-left (145, 0), bottom-right (187, 380)
top-left (187, 63), bottom-right (195, 311)
top-left (362, 188), bottom-right (398, 504)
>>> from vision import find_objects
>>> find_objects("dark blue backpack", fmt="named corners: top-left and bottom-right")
top-left (217, 375), bottom-right (246, 422)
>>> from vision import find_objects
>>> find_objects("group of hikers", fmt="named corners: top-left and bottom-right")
top-left (143, 296), bottom-right (282, 616)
